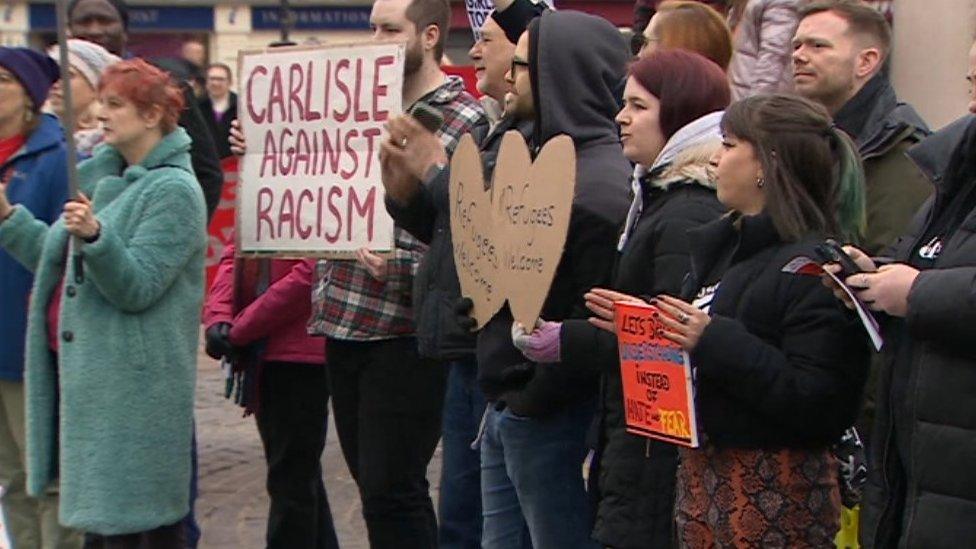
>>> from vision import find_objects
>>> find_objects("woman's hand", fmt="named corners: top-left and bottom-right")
top-left (0, 183), bottom-right (12, 220)
top-left (63, 193), bottom-right (100, 240)
top-left (821, 245), bottom-right (877, 310)
top-left (847, 264), bottom-right (920, 318)
top-left (229, 119), bottom-right (246, 156)
top-left (584, 288), bottom-right (646, 333)
top-left (653, 294), bottom-right (711, 351)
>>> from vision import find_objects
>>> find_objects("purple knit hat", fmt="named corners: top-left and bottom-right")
top-left (0, 47), bottom-right (61, 111)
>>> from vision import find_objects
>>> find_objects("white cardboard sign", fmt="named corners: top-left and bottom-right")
top-left (236, 43), bottom-right (404, 257)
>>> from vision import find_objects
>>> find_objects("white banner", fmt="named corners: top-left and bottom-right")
top-left (465, 0), bottom-right (555, 40)
top-left (236, 43), bottom-right (404, 257)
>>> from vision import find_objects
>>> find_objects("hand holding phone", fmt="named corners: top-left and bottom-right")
top-left (815, 239), bottom-right (868, 278)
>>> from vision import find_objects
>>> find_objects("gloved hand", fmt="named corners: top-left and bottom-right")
top-left (511, 320), bottom-right (561, 363)
top-left (205, 322), bottom-right (234, 360)
top-left (454, 297), bottom-right (478, 333)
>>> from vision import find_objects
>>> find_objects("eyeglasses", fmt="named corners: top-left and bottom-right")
top-left (510, 58), bottom-right (529, 76)
top-left (630, 33), bottom-right (659, 56)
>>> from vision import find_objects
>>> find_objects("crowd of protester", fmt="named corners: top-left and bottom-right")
top-left (0, 0), bottom-right (974, 548)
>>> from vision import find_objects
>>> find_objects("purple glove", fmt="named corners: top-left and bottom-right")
top-left (511, 320), bottom-right (562, 363)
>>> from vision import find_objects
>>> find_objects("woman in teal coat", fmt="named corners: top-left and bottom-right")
top-left (0, 58), bottom-right (206, 545)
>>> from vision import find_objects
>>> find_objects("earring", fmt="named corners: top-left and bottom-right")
top-left (756, 175), bottom-right (765, 188)
top-left (24, 109), bottom-right (33, 123)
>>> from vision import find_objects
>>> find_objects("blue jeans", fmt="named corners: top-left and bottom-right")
top-left (481, 402), bottom-right (598, 549)
top-left (438, 359), bottom-right (486, 549)
top-left (182, 425), bottom-right (200, 548)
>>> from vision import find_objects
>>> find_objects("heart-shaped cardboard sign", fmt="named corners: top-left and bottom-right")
top-left (449, 131), bottom-right (576, 329)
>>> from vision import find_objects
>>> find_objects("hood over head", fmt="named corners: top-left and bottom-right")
top-left (528, 11), bottom-right (628, 147)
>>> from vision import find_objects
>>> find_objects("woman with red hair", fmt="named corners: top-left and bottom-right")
top-left (0, 58), bottom-right (207, 547)
top-left (511, 49), bottom-right (731, 548)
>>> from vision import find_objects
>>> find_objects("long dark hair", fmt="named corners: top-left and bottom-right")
top-left (721, 94), bottom-right (865, 242)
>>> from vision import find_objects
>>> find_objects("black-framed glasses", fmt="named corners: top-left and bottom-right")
top-left (510, 58), bottom-right (529, 76)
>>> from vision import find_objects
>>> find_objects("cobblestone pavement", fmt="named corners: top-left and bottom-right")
top-left (195, 345), bottom-right (443, 549)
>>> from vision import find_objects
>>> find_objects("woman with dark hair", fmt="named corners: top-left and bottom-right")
top-left (575, 94), bottom-right (870, 546)
top-left (510, 49), bottom-right (730, 548)
top-left (0, 58), bottom-right (206, 547)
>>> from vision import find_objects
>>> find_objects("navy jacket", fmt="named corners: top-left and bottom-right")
top-left (0, 114), bottom-right (69, 381)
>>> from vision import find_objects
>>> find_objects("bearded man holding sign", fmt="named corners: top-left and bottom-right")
top-left (305, 1), bottom-right (485, 547)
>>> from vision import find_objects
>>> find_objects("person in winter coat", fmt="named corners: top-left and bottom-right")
top-left (512, 50), bottom-right (729, 548)
top-left (823, 43), bottom-right (976, 549)
top-left (203, 245), bottom-right (339, 549)
top-left (727, 0), bottom-right (803, 100)
top-left (588, 94), bottom-right (870, 546)
top-left (476, 11), bottom-right (632, 548)
top-left (634, 1), bottom-right (733, 70)
top-left (46, 39), bottom-right (121, 160)
top-left (0, 58), bottom-right (206, 547)
top-left (0, 47), bottom-right (84, 549)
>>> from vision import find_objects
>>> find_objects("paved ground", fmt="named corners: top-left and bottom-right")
top-left (194, 345), bottom-right (443, 548)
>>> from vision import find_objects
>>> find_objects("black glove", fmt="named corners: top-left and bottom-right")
top-left (454, 297), bottom-right (478, 333)
top-left (205, 322), bottom-right (234, 360)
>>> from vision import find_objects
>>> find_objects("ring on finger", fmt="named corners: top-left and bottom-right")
top-left (678, 312), bottom-right (689, 324)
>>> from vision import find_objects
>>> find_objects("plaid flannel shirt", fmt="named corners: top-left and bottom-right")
top-left (308, 76), bottom-right (485, 341)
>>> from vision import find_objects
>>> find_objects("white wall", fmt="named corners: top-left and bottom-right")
top-left (891, 0), bottom-right (976, 130)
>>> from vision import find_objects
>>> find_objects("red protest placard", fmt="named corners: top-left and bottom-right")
top-left (614, 301), bottom-right (699, 448)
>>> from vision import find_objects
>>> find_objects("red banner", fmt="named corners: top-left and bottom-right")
top-left (206, 156), bottom-right (238, 293)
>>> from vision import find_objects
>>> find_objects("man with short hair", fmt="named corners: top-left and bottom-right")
top-left (199, 62), bottom-right (237, 159)
top-left (792, 0), bottom-right (931, 255)
top-left (306, 1), bottom-right (485, 547)
top-left (67, 0), bottom-right (224, 221)
top-left (384, 10), bottom-right (631, 548)
top-left (380, 9), bottom-right (534, 547)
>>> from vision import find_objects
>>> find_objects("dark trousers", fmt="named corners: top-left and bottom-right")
top-left (326, 337), bottom-right (447, 549)
top-left (87, 521), bottom-right (184, 549)
top-left (255, 361), bottom-right (339, 549)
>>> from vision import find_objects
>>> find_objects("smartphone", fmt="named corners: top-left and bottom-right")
top-left (814, 239), bottom-right (865, 278)
top-left (408, 102), bottom-right (444, 133)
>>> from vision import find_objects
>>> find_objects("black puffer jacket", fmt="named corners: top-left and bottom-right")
top-left (682, 213), bottom-right (869, 449)
top-left (560, 147), bottom-right (725, 549)
top-left (476, 11), bottom-right (632, 416)
top-left (861, 115), bottom-right (976, 549)
top-left (386, 116), bottom-right (527, 360)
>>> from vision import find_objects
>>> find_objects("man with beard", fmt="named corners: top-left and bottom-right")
top-left (383, 11), bottom-right (632, 548)
top-left (791, 0), bottom-right (931, 255)
top-left (67, 0), bottom-right (223, 220)
top-left (304, 1), bottom-right (485, 547)
top-left (379, 8), bottom-right (544, 547)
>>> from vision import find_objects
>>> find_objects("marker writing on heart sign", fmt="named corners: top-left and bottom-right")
top-left (453, 180), bottom-right (498, 296)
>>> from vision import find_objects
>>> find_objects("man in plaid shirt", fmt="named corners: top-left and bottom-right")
top-left (307, 0), bottom-right (485, 547)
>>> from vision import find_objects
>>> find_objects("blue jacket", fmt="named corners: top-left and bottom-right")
top-left (0, 114), bottom-right (68, 381)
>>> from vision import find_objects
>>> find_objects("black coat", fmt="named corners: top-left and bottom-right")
top-left (386, 116), bottom-right (517, 361)
top-left (475, 11), bottom-right (632, 416)
top-left (199, 92), bottom-right (238, 160)
top-left (179, 83), bottom-right (223, 221)
top-left (861, 115), bottom-right (976, 549)
top-left (560, 162), bottom-right (725, 549)
top-left (682, 213), bottom-right (869, 449)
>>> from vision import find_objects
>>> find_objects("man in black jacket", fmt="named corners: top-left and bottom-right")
top-left (68, 0), bottom-right (224, 222)
top-left (384, 11), bottom-right (631, 547)
top-left (198, 63), bottom-right (237, 160)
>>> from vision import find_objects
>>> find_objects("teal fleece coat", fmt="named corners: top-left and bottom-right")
top-left (0, 128), bottom-right (206, 535)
